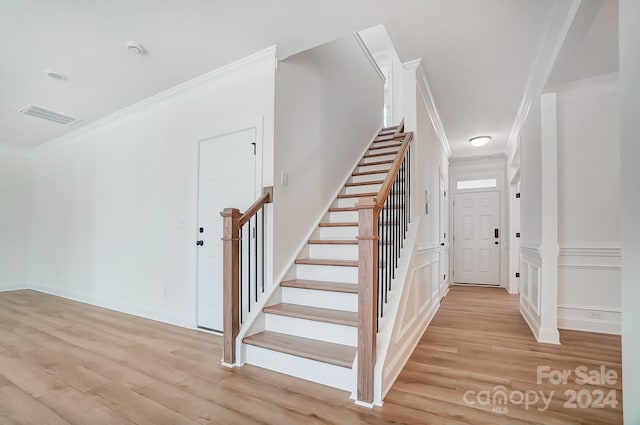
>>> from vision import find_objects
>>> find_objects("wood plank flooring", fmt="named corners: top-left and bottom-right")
top-left (0, 287), bottom-right (622, 424)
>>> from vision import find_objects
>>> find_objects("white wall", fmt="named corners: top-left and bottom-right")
top-left (273, 35), bottom-right (383, 280)
top-left (28, 48), bottom-right (276, 328)
top-left (556, 75), bottom-right (621, 334)
top-left (620, 1), bottom-right (640, 421)
top-left (0, 152), bottom-right (31, 290)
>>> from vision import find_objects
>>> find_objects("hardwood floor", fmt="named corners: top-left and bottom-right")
top-left (0, 287), bottom-right (622, 424)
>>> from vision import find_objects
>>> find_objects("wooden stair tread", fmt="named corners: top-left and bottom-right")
top-left (295, 258), bottom-right (358, 267)
top-left (337, 192), bottom-right (378, 199)
top-left (318, 222), bottom-right (357, 227)
top-left (280, 279), bottom-right (358, 293)
top-left (263, 303), bottom-right (357, 327)
top-left (364, 151), bottom-right (397, 159)
top-left (243, 331), bottom-right (355, 368)
top-left (369, 142), bottom-right (403, 151)
top-left (308, 239), bottom-right (357, 245)
top-left (352, 170), bottom-right (388, 177)
top-left (328, 206), bottom-right (358, 212)
top-left (344, 180), bottom-right (384, 187)
top-left (358, 159), bottom-right (394, 166)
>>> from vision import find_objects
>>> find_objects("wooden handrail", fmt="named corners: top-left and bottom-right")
top-left (375, 132), bottom-right (413, 207)
top-left (356, 124), bottom-right (412, 404)
top-left (239, 187), bottom-right (272, 227)
top-left (221, 186), bottom-right (272, 366)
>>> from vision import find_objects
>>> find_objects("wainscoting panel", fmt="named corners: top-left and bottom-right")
top-left (557, 245), bottom-right (621, 334)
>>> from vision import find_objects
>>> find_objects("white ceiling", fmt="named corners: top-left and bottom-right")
top-left (0, 0), bottom-right (617, 156)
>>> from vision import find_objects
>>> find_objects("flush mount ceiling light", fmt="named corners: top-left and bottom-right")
top-left (44, 69), bottom-right (68, 81)
top-left (126, 41), bottom-right (146, 55)
top-left (469, 135), bottom-right (492, 147)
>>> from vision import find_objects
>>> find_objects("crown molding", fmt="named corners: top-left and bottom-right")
top-left (31, 45), bottom-right (278, 156)
top-left (449, 153), bottom-right (507, 164)
top-left (506, 0), bottom-right (582, 163)
top-left (415, 61), bottom-right (452, 158)
top-left (0, 143), bottom-right (32, 157)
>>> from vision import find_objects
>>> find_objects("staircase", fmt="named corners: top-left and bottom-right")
top-left (241, 124), bottom-right (407, 392)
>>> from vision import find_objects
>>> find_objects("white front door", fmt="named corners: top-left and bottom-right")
top-left (197, 128), bottom-right (256, 331)
top-left (453, 191), bottom-right (500, 285)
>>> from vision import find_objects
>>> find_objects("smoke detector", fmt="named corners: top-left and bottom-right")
top-left (126, 41), bottom-right (146, 55)
top-left (44, 69), bottom-right (68, 81)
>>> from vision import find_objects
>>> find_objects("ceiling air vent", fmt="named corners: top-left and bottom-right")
top-left (19, 104), bottom-right (78, 126)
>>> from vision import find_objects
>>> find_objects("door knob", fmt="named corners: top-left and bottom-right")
top-left (196, 240), bottom-right (204, 246)
top-left (440, 243), bottom-right (445, 246)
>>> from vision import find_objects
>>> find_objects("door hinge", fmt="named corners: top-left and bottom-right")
top-left (250, 142), bottom-right (256, 155)
top-left (443, 274), bottom-right (446, 280)
top-left (444, 190), bottom-right (447, 197)
top-left (516, 232), bottom-right (520, 238)
top-left (515, 272), bottom-right (520, 278)
top-left (443, 232), bottom-right (446, 239)
top-left (516, 192), bottom-right (521, 199)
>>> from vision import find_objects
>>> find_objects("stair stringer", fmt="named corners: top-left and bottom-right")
top-left (351, 217), bottom-right (442, 406)
top-left (234, 128), bottom-right (380, 367)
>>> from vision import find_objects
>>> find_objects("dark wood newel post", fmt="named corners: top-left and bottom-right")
top-left (221, 207), bottom-right (241, 365)
top-left (356, 196), bottom-right (380, 404)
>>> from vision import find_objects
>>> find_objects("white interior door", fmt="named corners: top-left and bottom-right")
top-left (197, 128), bottom-right (256, 331)
top-left (453, 191), bottom-right (500, 285)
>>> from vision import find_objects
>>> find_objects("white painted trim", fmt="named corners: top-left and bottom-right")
top-left (415, 63), bottom-right (452, 158)
top-left (0, 283), bottom-right (29, 292)
top-left (506, 0), bottom-right (581, 162)
top-left (538, 92), bottom-right (560, 343)
top-left (558, 307), bottom-right (621, 335)
top-left (354, 400), bottom-right (375, 409)
top-left (353, 33), bottom-right (386, 82)
top-left (559, 246), bottom-right (622, 257)
top-left (559, 304), bottom-right (622, 313)
top-left (449, 153), bottom-right (508, 164)
top-left (558, 264), bottom-right (621, 270)
top-left (31, 46), bottom-right (278, 156)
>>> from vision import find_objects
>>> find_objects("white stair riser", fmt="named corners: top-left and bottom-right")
top-left (244, 345), bottom-right (352, 391)
top-left (328, 210), bottom-right (358, 222)
top-left (357, 163), bottom-right (390, 172)
top-left (344, 184), bottom-right (382, 195)
top-left (361, 154), bottom-right (396, 164)
top-left (281, 287), bottom-right (358, 311)
top-left (351, 173), bottom-right (388, 184)
top-left (319, 226), bottom-right (358, 239)
top-left (337, 197), bottom-right (364, 208)
top-left (309, 244), bottom-right (358, 260)
top-left (368, 146), bottom-right (400, 155)
top-left (264, 314), bottom-right (357, 346)
top-left (295, 263), bottom-right (358, 283)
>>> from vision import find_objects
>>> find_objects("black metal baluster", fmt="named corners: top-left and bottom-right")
top-left (247, 224), bottom-right (250, 312)
top-left (261, 207), bottom-right (265, 295)
top-left (239, 236), bottom-right (243, 323)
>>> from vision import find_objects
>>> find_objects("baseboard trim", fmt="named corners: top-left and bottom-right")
top-left (0, 282), bottom-right (29, 292)
top-left (29, 284), bottom-right (193, 330)
top-left (558, 306), bottom-right (621, 335)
